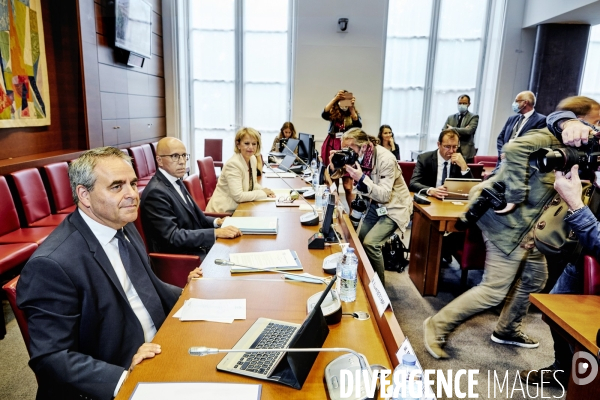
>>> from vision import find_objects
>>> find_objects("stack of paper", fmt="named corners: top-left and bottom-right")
top-left (173, 298), bottom-right (246, 323)
top-left (229, 249), bottom-right (303, 273)
top-left (221, 217), bottom-right (278, 234)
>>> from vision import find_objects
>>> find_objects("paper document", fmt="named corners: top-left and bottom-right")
top-left (130, 382), bottom-right (262, 400)
top-left (174, 298), bottom-right (246, 322)
top-left (221, 217), bottom-right (278, 234)
top-left (264, 172), bottom-right (296, 178)
top-left (229, 249), bottom-right (302, 273)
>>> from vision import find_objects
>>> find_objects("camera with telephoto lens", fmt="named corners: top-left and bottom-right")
top-left (349, 195), bottom-right (368, 230)
top-left (532, 133), bottom-right (600, 178)
top-left (331, 148), bottom-right (358, 169)
top-left (455, 182), bottom-right (507, 231)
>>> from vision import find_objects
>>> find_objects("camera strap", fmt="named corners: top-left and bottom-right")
top-left (355, 198), bottom-right (373, 234)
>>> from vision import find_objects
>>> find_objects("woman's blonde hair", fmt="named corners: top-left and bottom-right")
top-left (234, 127), bottom-right (262, 154)
top-left (342, 127), bottom-right (379, 146)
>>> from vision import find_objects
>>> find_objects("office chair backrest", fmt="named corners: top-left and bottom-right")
top-left (133, 206), bottom-right (150, 253)
top-left (2, 276), bottom-right (31, 355)
top-left (141, 144), bottom-right (156, 175)
top-left (466, 163), bottom-right (484, 180)
top-left (0, 176), bottom-right (22, 236)
top-left (583, 255), bottom-right (600, 295)
top-left (43, 162), bottom-right (75, 213)
top-left (398, 161), bottom-right (416, 185)
top-left (204, 139), bottom-right (223, 167)
top-left (11, 168), bottom-right (53, 226)
top-left (128, 146), bottom-right (150, 179)
top-left (197, 157), bottom-right (218, 203)
top-left (183, 174), bottom-right (207, 210)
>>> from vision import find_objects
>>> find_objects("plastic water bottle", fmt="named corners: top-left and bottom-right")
top-left (322, 187), bottom-right (330, 215)
top-left (391, 354), bottom-right (421, 400)
top-left (339, 248), bottom-right (358, 302)
top-left (311, 159), bottom-right (319, 193)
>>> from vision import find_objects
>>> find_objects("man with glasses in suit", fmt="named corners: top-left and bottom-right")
top-left (140, 138), bottom-right (241, 259)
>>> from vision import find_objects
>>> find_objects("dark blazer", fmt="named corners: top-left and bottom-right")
top-left (496, 111), bottom-right (547, 163)
top-left (442, 111), bottom-right (479, 160)
top-left (141, 169), bottom-right (216, 257)
top-left (17, 210), bottom-right (181, 400)
top-left (409, 150), bottom-right (473, 193)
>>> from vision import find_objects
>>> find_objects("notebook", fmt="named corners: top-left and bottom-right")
top-left (442, 178), bottom-right (482, 201)
top-left (221, 217), bottom-right (278, 234)
top-left (216, 276), bottom-right (335, 389)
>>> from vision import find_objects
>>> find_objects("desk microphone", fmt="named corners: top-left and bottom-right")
top-left (214, 258), bottom-right (326, 284)
top-left (414, 188), bottom-right (431, 205)
top-left (263, 161), bottom-right (320, 226)
top-left (189, 346), bottom-right (373, 400)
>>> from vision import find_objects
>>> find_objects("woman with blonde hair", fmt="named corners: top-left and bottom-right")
top-left (206, 127), bottom-right (275, 214)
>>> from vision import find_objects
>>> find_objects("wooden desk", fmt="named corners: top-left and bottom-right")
top-left (530, 294), bottom-right (600, 399)
top-left (116, 177), bottom-right (404, 399)
top-left (408, 197), bottom-right (468, 296)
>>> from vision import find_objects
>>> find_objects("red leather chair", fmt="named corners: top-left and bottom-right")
top-left (43, 162), bottom-right (77, 214)
top-left (398, 161), bottom-right (416, 186)
top-left (150, 142), bottom-right (159, 166)
top-left (474, 155), bottom-right (497, 168)
top-left (197, 157), bottom-right (218, 204)
top-left (141, 144), bottom-right (157, 177)
top-left (583, 255), bottom-right (600, 295)
top-left (0, 243), bottom-right (37, 339)
top-left (11, 169), bottom-right (68, 227)
top-left (453, 225), bottom-right (486, 288)
top-left (133, 207), bottom-right (200, 287)
top-left (204, 139), bottom-right (223, 168)
top-left (2, 276), bottom-right (30, 354)
top-left (128, 146), bottom-right (153, 188)
top-left (183, 174), bottom-right (231, 217)
top-left (0, 176), bottom-right (54, 245)
top-left (467, 163), bottom-right (484, 180)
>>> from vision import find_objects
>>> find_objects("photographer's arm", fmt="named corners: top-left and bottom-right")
top-left (547, 110), bottom-right (594, 147)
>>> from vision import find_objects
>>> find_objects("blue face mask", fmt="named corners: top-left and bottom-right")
top-left (457, 104), bottom-right (468, 113)
top-left (512, 102), bottom-right (522, 113)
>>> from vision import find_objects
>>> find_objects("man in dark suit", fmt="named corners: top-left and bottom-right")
top-left (17, 147), bottom-right (201, 400)
top-left (409, 130), bottom-right (474, 199)
top-left (496, 91), bottom-right (547, 165)
top-left (141, 137), bottom-right (241, 258)
top-left (442, 94), bottom-right (479, 162)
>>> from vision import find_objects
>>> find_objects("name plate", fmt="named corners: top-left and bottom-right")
top-left (368, 274), bottom-right (391, 317)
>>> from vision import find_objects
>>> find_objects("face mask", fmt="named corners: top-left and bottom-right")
top-left (457, 104), bottom-right (468, 113)
top-left (338, 103), bottom-right (348, 112)
top-left (512, 102), bottom-right (522, 113)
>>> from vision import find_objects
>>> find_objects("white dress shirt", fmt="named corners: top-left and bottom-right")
top-left (510, 108), bottom-right (535, 141)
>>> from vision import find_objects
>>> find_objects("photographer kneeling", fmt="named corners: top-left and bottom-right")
top-left (328, 128), bottom-right (412, 286)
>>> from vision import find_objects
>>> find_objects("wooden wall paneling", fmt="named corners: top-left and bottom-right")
top-left (152, 11), bottom-right (163, 35)
top-left (127, 71), bottom-right (150, 96)
top-left (102, 120), bottom-right (119, 146)
top-left (128, 96), bottom-right (166, 119)
top-left (148, 76), bottom-right (166, 98)
top-left (100, 93), bottom-right (116, 119)
top-left (117, 120), bottom-right (131, 145)
top-left (129, 118), bottom-right (166, 142)
top-left (115, 94), bottom-right (130, 120)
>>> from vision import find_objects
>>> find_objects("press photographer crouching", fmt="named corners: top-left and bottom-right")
top-left (520, 96), bottom-right (600, 387)
top-left (327, 128), bottom-right (412, 286)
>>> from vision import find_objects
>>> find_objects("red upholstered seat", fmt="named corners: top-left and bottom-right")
top-left (197, 157), bottom-right (218, 203)
top-left (453, 226), bottom-right (486, 288)
top-left (0, 176), bottom-right (54, 245)
top-left (2, 276), bottom-right (31, 354)
top-left (467, 163), bottom-right (484, 180)
top-left (0, 243), bottom-right (37, 275)
top-left (43, 162), bottom-right (76, 214)
top-left (183, 174), bottom-right (231, 218)
top-left (10, 168), bottom-right (68, 227)
top-left (141, 144), bottom-right (156, 176)
top-left (474, 155), bottom-right (497, 168)
top-left (128, 146), bottom-right (150, 180)
top-left (204, 139), bottom-right (223, 168)
top-left (583, 255), bottom-right (600, 295)
top-left (398, 161), bottom-right (415, 185)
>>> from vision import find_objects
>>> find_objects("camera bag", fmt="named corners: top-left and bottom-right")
top-left (382, 233), bottom-right (409, 273)
top-left (533, 181), bottom-right (593, 258)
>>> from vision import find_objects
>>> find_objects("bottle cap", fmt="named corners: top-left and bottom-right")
top-left (402, 354), bottom-right (417, 366)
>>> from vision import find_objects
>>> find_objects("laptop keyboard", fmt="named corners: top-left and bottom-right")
top-left (233, 322), bottom-right (297, 375)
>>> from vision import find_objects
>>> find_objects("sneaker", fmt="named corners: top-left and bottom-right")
top-left (423, 317), bottom-right (449, 359)
top-left (491, 331), bottom-right (539, 348)
top-left (519, 366), bottom-right (568, 388)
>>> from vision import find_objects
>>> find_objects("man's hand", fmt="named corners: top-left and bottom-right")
top-left (561, 119), bottom-right (594, 147)
top-left (555, 165), bottom-right (585, 210)
top-left (429, 186), bottom-right (449, 199)
top-left (450, 153), bottom-right (468, 171)
top-left (215, 225), bottom-right (242, 239)
top-left (345, 162), bottom-right (363, 181)
top-left (129, 343), bottom-right (161, 373)
top-left (262, 188), bottom-right (276, 198)
top-left (494, 203), bottom-right (516, 214)
top-left (187, 267), bottom-right (202, 283)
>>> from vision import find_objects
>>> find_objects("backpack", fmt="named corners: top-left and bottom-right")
top-left (383, 233), bottom-right (409, 273)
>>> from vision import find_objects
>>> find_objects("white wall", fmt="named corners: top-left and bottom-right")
top-left (291, 0), bottom-right (389, 150)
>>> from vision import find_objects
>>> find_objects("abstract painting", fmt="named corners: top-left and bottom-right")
top-left (0, 0), bottom-right (50, 127)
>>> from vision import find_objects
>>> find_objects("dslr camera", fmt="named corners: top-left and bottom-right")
top-left (331, 148), bottom-right (358, 169)
top-left (455, 182), bottom-right (507, 231)
top-left (532, 132), bottom-right (600, 178)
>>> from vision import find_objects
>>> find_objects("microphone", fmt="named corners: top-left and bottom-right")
top-left (413, 188), bottom-right (431, 205)
top-left (214, 258), bottom-right (327, 284)
top-left (263, 161), bottom-right (320, 226)
top-left (282, 142), bottom-right (313, 175)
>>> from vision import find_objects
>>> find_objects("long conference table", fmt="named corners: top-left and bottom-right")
top-left (116, 174), bottom-right (405, 399)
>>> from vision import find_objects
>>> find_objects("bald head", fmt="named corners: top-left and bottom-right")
top-left (515, 91), bottom-right (536, 114)
top-left (156, 137), bottom-right (188, 179)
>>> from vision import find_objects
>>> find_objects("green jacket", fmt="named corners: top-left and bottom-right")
top-left (473, 128), bottom-right (561, 255)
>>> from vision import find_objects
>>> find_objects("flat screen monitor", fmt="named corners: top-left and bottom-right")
top-left (298, 133), bottom-right (314, 162)
top-left (115, 0), bottom-right (153, 59)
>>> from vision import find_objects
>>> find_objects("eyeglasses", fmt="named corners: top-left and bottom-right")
top-left (441, 145), bottom-right (460, 150)
top-left (159, 153), bottom-right (190, 161)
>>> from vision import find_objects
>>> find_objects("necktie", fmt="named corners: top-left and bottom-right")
top-left (114, 230), bottom-right (165, 327)
top-left (457, 114), bottom-right (464, 128)
top-left (511, 115), bottom-right (524, 139)
top-left (441, 161), bottom-right (448, 185)
top-left (174, 179), bottom-right (189, 204)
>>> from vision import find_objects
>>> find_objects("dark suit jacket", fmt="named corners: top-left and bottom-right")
top-left (442, 111), bottom-right (479, 159)
top-left (17, 210), bottom-right (181, 400)
top-left (496, 111), bottom-right (547, 164)
top-left (409, 150), bottom-right (473, 193)
top-left (140, 170), bottom-right (216, 257)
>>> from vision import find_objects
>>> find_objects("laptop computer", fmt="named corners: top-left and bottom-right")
top-left (269, 154), bottom-right (303, 174)
top-left (269, 138), bottom-right (299, 158)
top-left (442, 178), bottom-right (482, 201)
top-left (216, 276), bottom-right (336, 389)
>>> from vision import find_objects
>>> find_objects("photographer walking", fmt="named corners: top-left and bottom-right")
top-left (328, 128), bottom-right (412, 285)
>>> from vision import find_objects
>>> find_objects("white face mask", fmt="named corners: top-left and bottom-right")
top-left (457, 104), bottom-right (468, 113)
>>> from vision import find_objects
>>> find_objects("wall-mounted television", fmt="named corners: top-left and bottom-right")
top-left (115, 0), bottom-right (153, 65)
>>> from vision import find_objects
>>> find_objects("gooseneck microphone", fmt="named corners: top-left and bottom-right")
top-left (263, 161), bottom-right (320, 226)
top-left (282, 142), bottom-right (313, 173)
top-left (214, 258), bottom-right (326, 284)
top-left (413, 187), bottom-right (431, 205)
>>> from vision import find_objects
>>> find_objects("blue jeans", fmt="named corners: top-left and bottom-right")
top-left (358, 203), bottom-right (398, 286)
